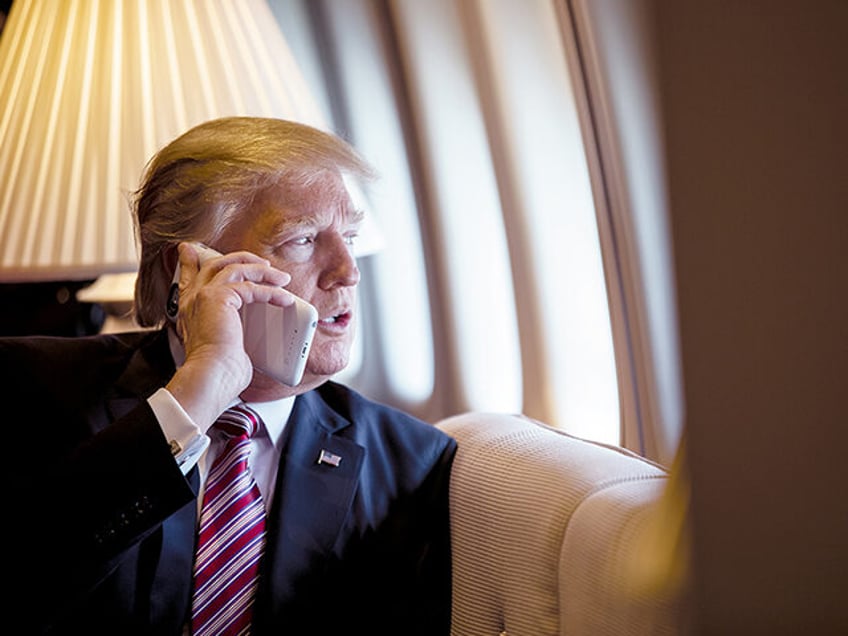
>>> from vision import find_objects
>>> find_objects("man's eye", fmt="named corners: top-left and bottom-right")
top-left (344, 233), bottom-right (359, 246)
top-left (291, 236), bottom-right (314, 246)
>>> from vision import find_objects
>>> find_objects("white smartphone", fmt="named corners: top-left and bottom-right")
top-left (166, 242), bottom-right (318, 386)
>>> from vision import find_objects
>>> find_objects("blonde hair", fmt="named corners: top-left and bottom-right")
top-left (131, 117), bottom-right (374, 327)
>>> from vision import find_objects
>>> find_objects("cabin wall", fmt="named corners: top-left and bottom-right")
top-left (654, 1), bottom-right (848, 633)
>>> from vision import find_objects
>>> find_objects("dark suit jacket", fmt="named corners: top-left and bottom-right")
top-left (5, 329), bottom-right (456, 635)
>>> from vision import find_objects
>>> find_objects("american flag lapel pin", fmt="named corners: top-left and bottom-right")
top-left (317, 449), bottom-right (342, 467)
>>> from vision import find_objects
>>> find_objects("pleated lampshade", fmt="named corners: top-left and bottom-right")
top-left (0, 0), bottom-right (372, 285)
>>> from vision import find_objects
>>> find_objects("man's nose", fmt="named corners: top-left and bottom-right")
top-left (319, 234), bottom-right (360, 289)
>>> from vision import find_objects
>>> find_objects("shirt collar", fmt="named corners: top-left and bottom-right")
top-left (246, 397), bottom-right (295, 449)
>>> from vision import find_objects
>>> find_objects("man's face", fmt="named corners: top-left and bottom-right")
top-left (218, 169), bottom-right (363, 388)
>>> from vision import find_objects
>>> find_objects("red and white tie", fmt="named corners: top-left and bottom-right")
top-left (192, 403), bottom-right (266, 636)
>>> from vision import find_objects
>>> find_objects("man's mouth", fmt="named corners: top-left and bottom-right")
top-left (319, 311), bottom-right (352, 328)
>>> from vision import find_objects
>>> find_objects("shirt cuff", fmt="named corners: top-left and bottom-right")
top-left (148, 387), bottom-right (210, 475)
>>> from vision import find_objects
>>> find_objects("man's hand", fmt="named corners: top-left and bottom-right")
top-left (165, 242), bottom-right (295, 431)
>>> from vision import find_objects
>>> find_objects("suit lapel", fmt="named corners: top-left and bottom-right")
top-left (258, 389), bottom-right (364, 619)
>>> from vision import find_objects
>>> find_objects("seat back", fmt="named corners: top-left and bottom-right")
top-left (436, 412), bottom-right (689, 635)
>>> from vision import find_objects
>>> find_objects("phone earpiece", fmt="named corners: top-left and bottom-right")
top-left (165, 281), bottom-right (179, 321)
top-left (166, 261), bottom-right (181, 322)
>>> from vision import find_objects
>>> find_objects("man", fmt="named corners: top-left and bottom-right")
top-left (8, 117), bottom-right (456, 635)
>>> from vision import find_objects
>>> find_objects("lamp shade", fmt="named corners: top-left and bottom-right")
top-left (0, 0), bottom-right (335, 282)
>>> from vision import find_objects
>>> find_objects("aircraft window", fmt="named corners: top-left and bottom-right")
top-left (462, 0), bottom-right (620, 443)
top-left (388, 0), bottom-right (524, 415)
top-left (272, 0), bottom-right (622, 445)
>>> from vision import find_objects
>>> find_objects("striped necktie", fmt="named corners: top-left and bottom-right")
top-left (192, 403), bottom-right (266, 636)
